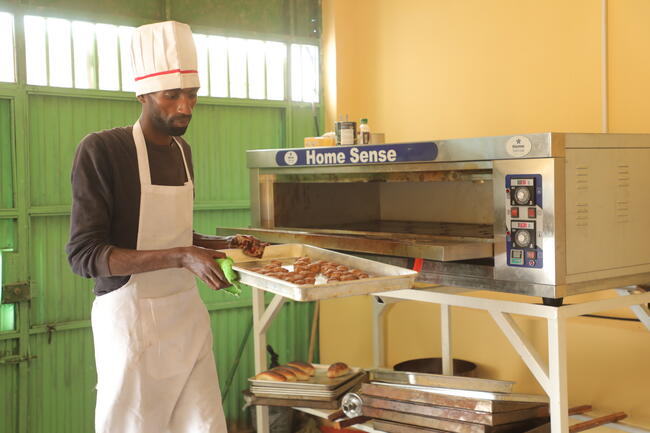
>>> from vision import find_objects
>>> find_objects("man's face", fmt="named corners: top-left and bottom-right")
top-left (143, 87), bottom-right (199, 136)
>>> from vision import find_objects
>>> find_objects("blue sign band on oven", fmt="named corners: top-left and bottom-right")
top-left (275, 141), bottom-right (438, 167)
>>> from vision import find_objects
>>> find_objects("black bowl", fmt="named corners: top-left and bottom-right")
top-left (393, 357), bottom-right (476, 377)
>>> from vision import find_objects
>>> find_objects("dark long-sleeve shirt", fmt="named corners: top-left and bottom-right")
top-left (66, 126), bottom-right (194, 296)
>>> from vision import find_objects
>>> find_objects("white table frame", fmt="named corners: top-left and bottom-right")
top-left (371, 286), bottom-right (650, 433)
top-left (250, 286), bottom-right (650, 433)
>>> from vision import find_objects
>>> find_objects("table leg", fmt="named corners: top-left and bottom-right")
top-left (441, 304), bottom-right (453, 375)
top-left (252, 287), bottom-right (270, 433)
top-left (548, 315), bottom-right (569, 433)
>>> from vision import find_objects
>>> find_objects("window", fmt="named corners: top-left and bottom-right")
top-left (20, 14), bottom-right (316, 103)
top-left (0, 12), bottom-right (15, 83)
top-left (291, 44), bottom-right (319, 103)
top-left (195, 34), bottom-right (287, 100)
top-left (95, 24), bottom-right (120, 91)
top-left (24, 15), bottom-right (134, 91)
top-left (72, 21), bottom-right (97, 89)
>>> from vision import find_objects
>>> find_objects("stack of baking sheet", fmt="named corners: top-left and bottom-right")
top-left (359, 370), bottom-right (550, 433)
top-left (247, 365), bottom-right (367, 409)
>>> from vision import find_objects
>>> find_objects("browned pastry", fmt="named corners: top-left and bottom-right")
top-left (286, 361), bottom-right (315, 376)
top-left (255, 371), bottom-right (287, 381)
top-left (327, 362), bottom-right (351, 378)
top-left (282, 365), bottom-right (310, 380)
top-left (271, 367), bottom-right (298, 381)
top-left (229, 234), bottom-right (269, 258)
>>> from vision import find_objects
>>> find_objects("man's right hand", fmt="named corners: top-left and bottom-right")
top-left (179, 246), bottom-right (230, 291)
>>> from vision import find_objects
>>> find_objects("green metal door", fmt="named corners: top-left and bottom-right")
top-left (0, 1), bottom-right (322, 429)
top-left (0, 96), bottom-right (19, 433)
top-left (3, 93), bottom-right (317, 432)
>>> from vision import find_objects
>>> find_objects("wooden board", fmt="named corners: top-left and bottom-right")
top-left (362, 407), bottom-right (548, 433)
top-left (373, 419), bottom-right (451, 433)
top-left (361, 383), bottom-right (547, 413)
top-left (362, 395), bottom-right (548, 426)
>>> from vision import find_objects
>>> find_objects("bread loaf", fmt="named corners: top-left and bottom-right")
top-left (255, 371), bottom-right (286, 382)
top-left (282, 365), bottom-right (310, 380)
top-left (271, 367), bottom-right (298, 381)
top-left (287, 361), bottom-right (315, 376)
top-left (327, 362), bottom-right (351, 378)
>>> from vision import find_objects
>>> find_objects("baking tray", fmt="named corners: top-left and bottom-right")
top-left (361, 383), bottom-right (547, 413)
top-left (250, 372), bottom-right (366, 401)
top-left (249, 364), bottom-right (363, 390)
top-left (369, 369), bottom-right (514, 394)
top-left (224, 244), bottom-right (418, 301)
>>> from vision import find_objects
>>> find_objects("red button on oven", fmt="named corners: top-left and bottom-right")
top-left (511, 207), bottom-right (519, 218)
top-left (526, 251), bottom-right (537, 260)
top-left (528, 207), bottom-right (536, 218)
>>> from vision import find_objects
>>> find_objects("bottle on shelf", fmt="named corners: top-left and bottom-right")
top-left (359, 118), bottom-right (371, 145)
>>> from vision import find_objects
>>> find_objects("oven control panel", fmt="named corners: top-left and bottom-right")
top-left (505, 175), bottom-right (543, 268)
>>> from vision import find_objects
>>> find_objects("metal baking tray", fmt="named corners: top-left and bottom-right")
top-left (369, 369), bottom-right (514, 394)
top-left (369, 382), bottom-right (548, 404)
top-left (248, 365), bottom-right (363, 390)
top-left (250, 373), bottom-right (366, 401)
top-left (224, 244), bottom-right (418, 301)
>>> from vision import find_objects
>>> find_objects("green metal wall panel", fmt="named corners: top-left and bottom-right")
top-left (27, 330), bottom-right (96, 433)
top-left (211, 300), bottom-right (317, 422)
top-left (294, 0), bottom-right (321, 37)
top-left (0, 98), bottom-right (12, 208)
top-left (18, 0), bottom-right (163, 21)
top-left (29, 216), bottom-right (93, 325)
top-left (0, 340), bottom-right (19, 433)
top-left (28, 95), bottom-right (141, 207)
top-left (0, 219), bottom-right (15, 250)
top-left (171, 0), bottom-right (289, 35)
top-left (10, 0), bottom-right (320, 37)
top-left (1, 250), bottom-right (16, 331)
top-left (185, 104), bottom-right (284, 204)
top-left (292, 105), bottom-right (321, 146)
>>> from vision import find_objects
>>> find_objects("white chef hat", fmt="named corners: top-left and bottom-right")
top-left (130, 21), bottom-right (200, 96)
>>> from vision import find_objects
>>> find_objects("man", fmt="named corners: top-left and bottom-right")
top-left (66, 21), bottom-right (265, 433)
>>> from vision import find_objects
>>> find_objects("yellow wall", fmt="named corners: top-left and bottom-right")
top-left (321, 0), bottom-right (650, 428)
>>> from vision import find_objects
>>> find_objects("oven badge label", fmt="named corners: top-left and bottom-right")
top-left (506, 136), bottom-right (532, 157)
top-left (283, 151), bottom-right (298, 165)
top-left (275, 141), bottom-right (438, 167)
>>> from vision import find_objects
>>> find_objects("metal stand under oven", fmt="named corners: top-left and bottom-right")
top-left (248, 283), bottom-right (650, 433)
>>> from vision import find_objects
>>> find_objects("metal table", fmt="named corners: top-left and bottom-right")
top-left (370, 286), bottom-right (650, 433)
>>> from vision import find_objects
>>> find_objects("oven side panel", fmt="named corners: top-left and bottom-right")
top-left (564, 147), bottom-right (650, 283)
top-left (493, 158), bottom-right (565, 285)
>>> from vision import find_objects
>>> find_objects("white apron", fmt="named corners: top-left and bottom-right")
top-left (91, 121), bottom-right (227, 433)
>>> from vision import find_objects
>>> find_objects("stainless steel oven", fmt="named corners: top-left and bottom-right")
top-left (217, 133), bottom-right (650, 301)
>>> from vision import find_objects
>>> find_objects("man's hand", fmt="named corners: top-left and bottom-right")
top-left (179, 246), bottom-right (230, 291)
top-left (228, 234), bottom-right (270, 258)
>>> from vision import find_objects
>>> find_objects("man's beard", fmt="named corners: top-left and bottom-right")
top-left (151, 111), bottom-right (192, 136)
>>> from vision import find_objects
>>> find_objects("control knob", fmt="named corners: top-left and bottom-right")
top-left (514, 230), bottom-right (531, 248)
top-left (514, 187), bottom-right (531, 205)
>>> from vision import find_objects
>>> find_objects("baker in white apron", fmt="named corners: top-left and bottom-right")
top-left (88, 21), bottom-right (244, 433)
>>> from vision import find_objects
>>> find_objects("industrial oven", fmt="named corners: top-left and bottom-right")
top-left (218, 133), bottom-right (650, 301)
